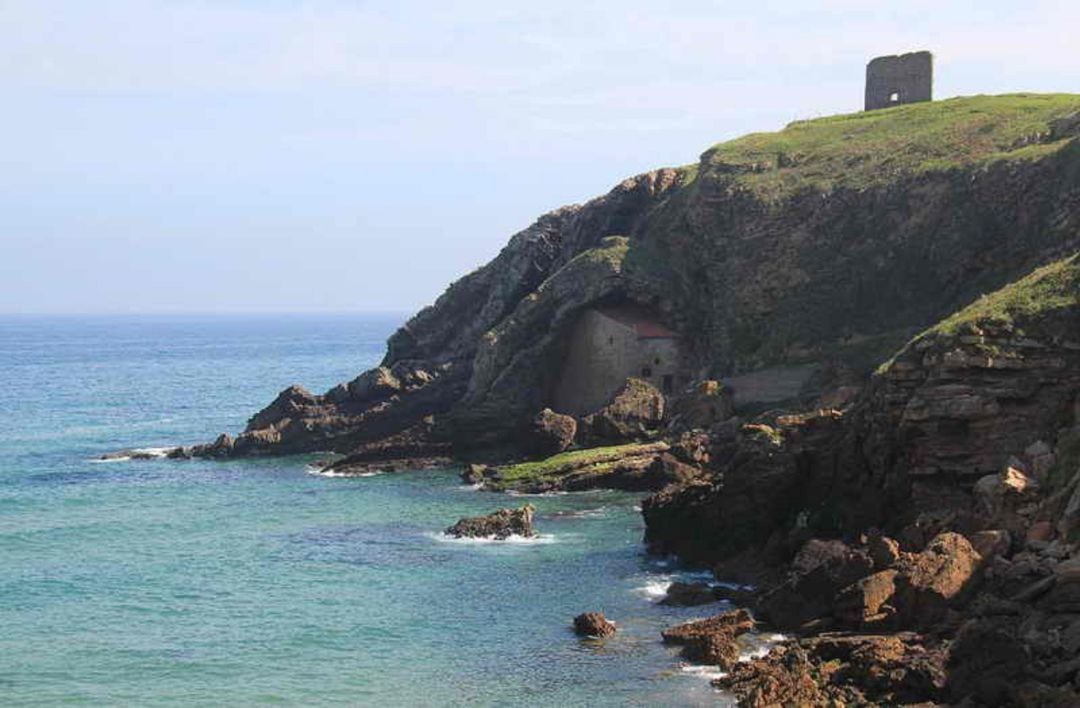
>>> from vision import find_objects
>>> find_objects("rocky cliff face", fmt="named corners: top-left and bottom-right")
top-left (189, 94), bottom-right (1080, 462)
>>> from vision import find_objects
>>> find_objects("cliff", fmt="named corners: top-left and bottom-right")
top-left (187, 93), bottom-right (1080, 461)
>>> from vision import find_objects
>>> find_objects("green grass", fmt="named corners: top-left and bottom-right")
top-left (932, 254), bottom-right (1080, 334)
top-left (876, 253), bottom-right (1080, 374)
top-left (699, 94), bottom-right (1080, 199)
top-left (494, 443), bottom-right (658, 485)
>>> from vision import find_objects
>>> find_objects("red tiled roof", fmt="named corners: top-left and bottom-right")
top-left (595, 306), bottom-right (678, 339)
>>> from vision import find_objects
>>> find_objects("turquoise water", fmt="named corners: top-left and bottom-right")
top-left (0, 315), bottom-right (743, 706)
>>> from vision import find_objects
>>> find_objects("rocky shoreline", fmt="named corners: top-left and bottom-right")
top-left (124, 95), bottom-right (1080, 705)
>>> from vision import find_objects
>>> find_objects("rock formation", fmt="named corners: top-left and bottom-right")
top-left (444, 505), bottom-right (536, 540)
top-left (573, 612), bottom-right (617, 638)
top-left (178, 95), bottom-right (1080, 474)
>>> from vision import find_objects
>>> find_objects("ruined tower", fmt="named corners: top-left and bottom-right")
top-left (865, 51), bottom-right (933, 111)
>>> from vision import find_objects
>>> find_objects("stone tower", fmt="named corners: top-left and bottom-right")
top-left (865, 51), bottom-right (933, 111)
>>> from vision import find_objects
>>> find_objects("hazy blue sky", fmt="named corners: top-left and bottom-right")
top-left (3, 1), bottom-right (1079, 313)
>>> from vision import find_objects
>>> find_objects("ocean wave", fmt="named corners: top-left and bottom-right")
top-left (305, 465), bottom-right (380, 478)
top-left (630, 569), bottom-right (718, 602)
top-left (424, 531), bottom-right (557, 545)
top-left (679, 664), bottom-right (728, 681)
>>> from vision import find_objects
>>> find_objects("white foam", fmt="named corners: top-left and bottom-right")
top-left (425, 531), bottom-right (557, 545)
top-left (740, 633), bottom-right (788, 660)
top-left (679, 664), bottom-right (728, 681)
top-left (91, 447), bottom-right (173, 463)
top-left (632, 575), bottom-right (675, 601)
top-left (305, 465), bottom-right (380, 478)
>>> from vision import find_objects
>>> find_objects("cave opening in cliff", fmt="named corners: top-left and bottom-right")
top-left (549, 302), bottom-right (688, 416)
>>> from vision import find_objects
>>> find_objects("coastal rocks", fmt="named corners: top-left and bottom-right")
top-left (667, 380), bottom-right (734, 431)
top-left (524, 408), bottom-right (577, 457)
top-left (581, 378), bottom-right (666, 443)
top-left (444, 505), bottom-right (536, 540)
top-left (573, 612), bottom-right (616, 638)
top-left (346, 366), bottom-right (401, 402)
top-left (757, 532), bottom-right (983, 632)
top-left (894, 532), bottom-right (983, 628)
top-left (642, 410), bottom-right (847, 566)
top-left (715, 633), bottom-right (947, 706)
top-left (661, 608), bottom-right (754, 669)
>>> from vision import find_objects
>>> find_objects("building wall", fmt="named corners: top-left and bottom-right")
top-left (551, 309), bottom-right (683, 416)
top-left (865, 51), bottom-right (933, 111)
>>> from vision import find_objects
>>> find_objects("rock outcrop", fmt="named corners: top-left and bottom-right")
top-left (175, 95), bottom-right (1080, 474)
top-left (444, 505), bottom-right (536, 540)
top-left (661, 608), bottom-right (755, 669)
top-left (573, 612), bottom-right (616, 638)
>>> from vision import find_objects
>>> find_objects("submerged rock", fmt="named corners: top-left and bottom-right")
top-left (573, 612), bottom-right (616, 638)
top-left (444, 505), bottom-right (536, 540)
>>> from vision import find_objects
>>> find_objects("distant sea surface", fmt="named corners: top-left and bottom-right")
top-left (0, 314), bottom-right (745, 706)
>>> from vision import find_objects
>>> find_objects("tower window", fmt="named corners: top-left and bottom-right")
top-left (641, 366), bottom-right (652, 378)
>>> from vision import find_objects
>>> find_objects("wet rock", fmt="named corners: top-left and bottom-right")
top-left (444, 505), bottom-right (535, 540)
top-left (661, 608), bottom-right (754, 669)
top-left (573, 612), bottom-right (616, 638)
top-left (525, 408), bottom-right (577, 457)
top-left (659, 582), bottom-right (717, 607)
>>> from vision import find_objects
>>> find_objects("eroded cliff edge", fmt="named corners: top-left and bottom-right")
top-left (183, 94), bottom-right (1080, 463)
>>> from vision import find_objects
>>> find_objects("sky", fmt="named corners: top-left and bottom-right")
top-left (2, 0), bottom-right (1079, 314)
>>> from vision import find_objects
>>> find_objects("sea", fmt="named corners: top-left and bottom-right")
top-left (0, 314), bottom-right (767, 706)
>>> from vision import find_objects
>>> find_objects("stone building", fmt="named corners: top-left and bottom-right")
top-left (552, 306), bottom-right (687, 416)
top-left (865, 51), bottom-right (933, 111)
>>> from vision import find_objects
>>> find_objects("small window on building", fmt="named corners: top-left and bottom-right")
top-left (662, 375), bottom-right (674, 394)
top-left (654, 357), bottom-right (661, 365)
top-left (608, 336), bottom-right (614, 345)
top-left (889, 92), bottom-right (900, 103)
top-left (641, 366), bottom-right (653, 378)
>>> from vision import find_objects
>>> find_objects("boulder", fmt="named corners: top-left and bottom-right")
top-left (834, 569), bottom-right (899, 627)
top-left (867, 533), bottom-right (901, 570)
top-left (661, 608), bottom-right (755, 669)
top-left (524, 408), bottom-right (577, 457)
top-left (668, 380), bottom-right (734, 431)
top-left (974, 466), bottom-right (1039, 519)
top-left (460, 463), bottom-right (489, 485)
top-left (573, 612), bottom-right (616, 638)
top-left (759, 540), bottom-right (875, 630)
top-left (584, 378), bottom-right (665, 442)
top-left (895, 532), bottom-right (983, 628)
top-left (444, 505), bottom-right (536, 540)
